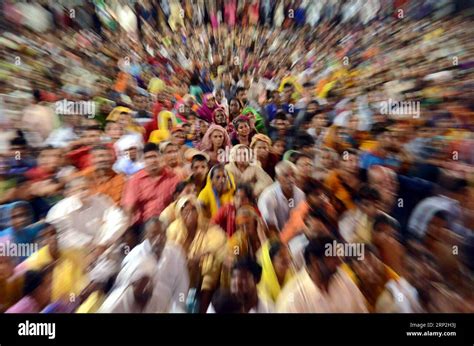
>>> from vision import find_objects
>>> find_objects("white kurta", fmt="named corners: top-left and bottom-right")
top-left (276, 268), bottom-right (368, 313)
top-left (114, 240), bottom-right (190, 313)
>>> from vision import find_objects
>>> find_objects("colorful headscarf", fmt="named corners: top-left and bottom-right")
top-left (197, 93), bottom-right (217, 123)
top-left (199, 124), bottom-right (231, 152)
top-left (149, 111), bottom-right (178, 144)
top-left (197, 165), bottom-right (236, 218)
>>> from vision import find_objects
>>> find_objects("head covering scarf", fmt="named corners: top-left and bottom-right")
top-left (257, 240), bottom-right (294, 302)
top-left (149, 111), bottom-right (178, 144)
top-left (197, 93), bottom-right (217, 123)
top-left (197, 165), bottom-right (236, 218)
top-left (199, 124), bottom-right (231, 152)
top-left (106, 106), bottom-right (143, 134)
top-left (250, 134), bottom-right (272, 149)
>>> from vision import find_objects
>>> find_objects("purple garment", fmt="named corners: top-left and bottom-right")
top-left (197, 94), bottom-right (216, 123)
top-left (6, 296), bottom-right (40, 313)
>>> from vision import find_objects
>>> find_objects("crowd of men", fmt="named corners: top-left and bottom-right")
top-left (0, 0), bottom-right (473, 313)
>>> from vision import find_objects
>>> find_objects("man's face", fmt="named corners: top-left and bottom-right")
top-left (39, 148), bottom-right (62, 172)
top-left (172, 130), bottom-right (186, 146)
top-left (307, 103), bottom-right (318, 114)
top-left (230, 269), bottom-right (256, 301)
top-left (313, 113), bottom-right (328, 129)
top-left (352, 253), bottom-right (385, 288)
top-left (92, 148), bottom-right (113, 170)
top-left (82, 130), bottom-right (101, 146)
top-left (134, 95), bottom-right (148, 111)
top-left (296, 157), bottom-right (313, 178)
top-left (164, 144), bottom-right (179, 166)
top-left (106, 123), bottom-right (124, 141)
top-left (191, 160), bottom-right (209, 180)
top-left (340, 153), bottom-right (359, 175)
top-left (11, 205), bottom-right (31, 231)
top-left (277, 169), bottom-right (295, 191)
top-left (132, 276), bottom-right (153, 306)
top-left (275, 119), bottom-right (288, 132)
top-left (146, 221), bottom-right (166, 259)
top-left (144, 150), bottom-right (161, 175)
top-left (237, 90), bottom-right (248, 104)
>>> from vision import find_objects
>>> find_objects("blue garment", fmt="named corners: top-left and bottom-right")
top-left (360, 152), bottom-right (400, 170)
top-left (0, 201), bottom-right (44, 263)
top-left (265, 103), bottom-right (278, 122)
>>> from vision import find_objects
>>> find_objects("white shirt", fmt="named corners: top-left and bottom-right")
top-left (207, 297), bottom-right (275, 313)
top-left (114, 240), bottom-right (190, 313)
top-left (258, 182), bottom-right (305, 232)
top-left (46, 194), bottom-right (128, 250)
top-left (276, 268), bottom-right (368, 313)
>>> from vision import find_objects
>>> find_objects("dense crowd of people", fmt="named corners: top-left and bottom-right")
top-left (0, 0), bottom-right (473, 314)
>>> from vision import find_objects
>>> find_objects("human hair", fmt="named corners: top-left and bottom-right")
top-left (236, 86), bottom-right (246, 95)
top-left (10, 136), bottom-right (27, 147)
top-left (275, 160), bottom-right (296, 177)
top-left (295, 152), bottom-right (313, 165)
top-left (302, 178), bottom-right (325, 195)
top-left (210, 163), bottom-right (226, 179)
top-left (373, 213), bottom-right (401, 233)
top-left (143, 142), bottom-right (159, 154)
top-left (211, 289), bottom-right (243, 313)
top-left (274, 111), bottom-right (287, 121)
top-left (268, 240), bottom-right (283, 261)
top-left (83, 125), bottom-right (102, 132)
top-left (231, 257), bottom-right (262, 283)
top-left (191, 154), bottom-right (209, 167)
top-left (91, 144), bottom-right (111, 153)
top-left (23, 266), bottom-right (52, 296)
top-left (303, 235), bottom-right (337, 266)
top-left (356, 184), bottom-right (380, 203)
top-left (294, 132), bottom-right (315, 149)
top-left (173, 181), bottom-right (195, 199)
top-left (235, 183), bottom-right (255, 205)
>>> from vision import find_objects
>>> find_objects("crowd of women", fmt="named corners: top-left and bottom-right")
top-left (0, 0), bottom-right (473, 313)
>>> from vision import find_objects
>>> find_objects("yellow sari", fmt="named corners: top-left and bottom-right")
top-left (21, 246), bottom-right (88, 302)
top-left (166, 195), bottom-right (227, 291)
top-left (149, 111), bottom-right (178, 144)
top-left (257, 241), bottom-right (294, 302)
top-left (106, 106), bottom-right (144, 134)
top-left (197, 166), bottom-right (236, 218)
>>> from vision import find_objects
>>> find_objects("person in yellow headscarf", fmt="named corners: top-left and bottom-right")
top-left (15, 224), bottom-right (88, 303)
top-left (166, 195), bottom-right (227, 312)
top-left (197, 164), bottom-right (236, 219)
top-left (257, 239), bottom-right (294, 303)
top-left (149, 111), bottom-right (178, 144)
top-left (106, 106), bottom-right (144, 134)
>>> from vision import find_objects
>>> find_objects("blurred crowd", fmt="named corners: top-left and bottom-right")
top-left (0, 0), bottom-right (473, 314)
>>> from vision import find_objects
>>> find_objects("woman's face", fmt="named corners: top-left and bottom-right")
top-left (215, 111), bottom-right (226, 125)
top-left (236, 214), bottom-right (257, 235)
top-left (313, 113), bottom-right (328, 129)
top-left (207, 96), bottom-right (216, 109)
top-left (181, 201), bottom-right (199, 227)
top-left (229, 100), bottom-right (241, 114)
top-left (254, 141), bottom-right (269, 160)
top-left (237, 122), bottom-right (250, 137)
top-left (211, 168), bottom-right (227, 193)
top-left (272, 247), bottom-right (291, 278)
top-left (234, 189), bottom-right (250, 209)
top-left (321, 150), bottom-right (334, 169)
top-left (273, 140), bottom-right (286, 156)
top-left (211, 130), bottom-right (225, 149)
